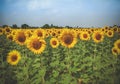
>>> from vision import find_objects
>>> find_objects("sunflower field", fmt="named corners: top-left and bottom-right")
top-left (0, 26), bottom-right (120, 84)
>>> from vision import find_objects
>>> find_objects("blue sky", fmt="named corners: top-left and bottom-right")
top-left (0, 0), bottom-right (120, 27)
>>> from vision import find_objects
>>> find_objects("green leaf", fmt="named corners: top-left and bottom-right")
top-left (53, 71), bottom-right (59, 77)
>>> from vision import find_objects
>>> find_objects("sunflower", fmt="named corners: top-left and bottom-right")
top-left (33, 29), bottom-right (45, 38)
top-left (45, 33), bottom-right (50, 38)
top-left (59, 29), bottom-right (77, 48)
top-left (11, 29), bottom-right (16, 35)
top-left (114, 39), bottom-right (120, 53)
top-left (106, 30), bottom-right (114, 37)
top-left (80, 31), bottom-right (90, 41)
top-left (51, 31), bottom-right (56, 37)
top-left (4, 27), bottom-right (12, 35)
top-left (92, 31), bottom-right (104, 43)
top-left (50, 38), bottom-right (59, 48)
top-left (14, 30), bottom-right (27, 45)
top-left (56, 29), bottom-right (61, 35)
top-left (0, 28), bottom-right (3, 35)
top-left (26, 35), bottom-right (46, 54)
top-left (7, 50), bottom-right (21, 65)
top-left (25, 29), bottom-right (33, 37)
top-left (90, 28), bottom-right (94, 33)
top-left (112, 47), bottom-right (119, 56)
top-left (7, 34), bottom-right (14, 41)
top-left (113, 27), bottom-right (118, 32)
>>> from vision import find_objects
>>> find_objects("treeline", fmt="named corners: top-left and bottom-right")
top-left (1, 24), bottom-right (75, 29)
top-left (1, 24), bottom-right (120, 29)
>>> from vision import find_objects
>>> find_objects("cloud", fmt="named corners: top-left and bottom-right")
top-left (27, 0), bottom-right (54, 11)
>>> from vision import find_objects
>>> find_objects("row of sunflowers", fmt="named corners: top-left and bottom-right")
top-left (0, 26), bottom-right (120, 84)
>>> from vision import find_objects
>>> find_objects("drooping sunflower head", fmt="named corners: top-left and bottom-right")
top-left (27, 36), bottom-right (46, 54)
top-left (112, 47), bottom-right (119, 56)
top-left (34, 29), bottom-right (45, 38)
top-left (114, 39), bottom-right (120, 53)
top-left (106, 30), bottom-right (114, 37)
top-left (50, 38), bottom-right (59, 48)
top-left (92, 31), bottom-right (104, 43)
top-left (59, 29), bottom-right (77, 48)
top-left (7, 50), bottom-right (21, 65)
top-left (80, 31), bottom-right (90, 41)
top-left (14, 30), bottom-right (27, 45)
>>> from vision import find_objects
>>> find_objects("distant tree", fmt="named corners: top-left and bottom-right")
top-left (65, 26), bottom-right (72, 28)
top-left (42, 24), bottom-right (50, 28)
top-left (113, 25), bottom-right (118, 27)
top-left (21, 24), bottom-right (29, 29)
top-left (2, 25), bottom-right (8, 28)
top-left (50, 24), bottom-right (54, 28)
top-left (50, 24), bottom-right (60, 28)
top-left (12, 24), bottom-right (17, 28)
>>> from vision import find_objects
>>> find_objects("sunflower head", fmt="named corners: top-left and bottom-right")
top-left (50, 38), bottom-right (59, 48)
top-left (7, 34), bottom-right (14, 41)
top-left (112, 47), bottom-right (119, 56)
top-left (27, 35), bottom-right (46, 54)
top-left (106, 30), bottom-right (114, 37)
top-left (14, 30), bottom-right (27, 45)
top-left (80, 31), bottom-right (90, 41)
top-left (0, 28), bottom-right (3, 35)
top-left (4, 27), bottom-right (12, 35)
top-left (51, 32), bottom-right (57, 37)
top-left (92, 31), bottom-right (104, 43)
top-left (59, 29), bottom-right (77, 48)
top-left (113, 27), bottom-right (118, 32)
top-left (34, 29), bottom-right (45, 38)
top-left (25, 30), bottom-right (33, 37)
top-left (7, 50), bottom-right (21, 65)
top-left (114, 39), bottom-right (120, 53)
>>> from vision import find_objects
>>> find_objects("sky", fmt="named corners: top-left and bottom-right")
top-left (0, 0), bottom-right (120, 27)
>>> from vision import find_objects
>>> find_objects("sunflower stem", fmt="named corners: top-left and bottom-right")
top-left (40, 55), bottom-right (45, 84)
top-left (24, 48), bottom-right (30, 84)
top-left (93, 43), bottom-right (97, 84)
top-left (108, 38), bottom-right (116, 84)
top-left (66, 48), bottom-right (71, 75)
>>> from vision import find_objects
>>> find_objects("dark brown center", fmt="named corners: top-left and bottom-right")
top-left (6, 28), bottom-right (10, 32)
top-left (8, 35), bottom-right (13, 40)
top-left (0, 29), bottom-right (2, 32)
top-left (37, 31), bottom-right (43, 37)
top-left (108, 32), bottom-right (112, 35)
top-left (83, 34), bottom-right (88, 38)
top-left (52, 40), bottom-right (57, 45)
top-left (63, 34), bottom-right (73, 45)
top-left (102, 29), bottom-right (104, 31)
top-left (52, 33), bottom-right (56, 36)
top-left (11, 55), bottom-right (17, 62)
top-left (113, 49), bottom-right (117, 53)
top-left (96, 33), bottom-right (101, 40)
top-left (118, 43), bottom-right (120, 49)
top-left (32, 40), bottom-right (42, 50)
top-left (114, 28), bottom-right (117, 31)
top-left (18, 33), bottom-right (26, 43)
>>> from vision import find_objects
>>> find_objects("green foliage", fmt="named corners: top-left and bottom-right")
top-left (0, 31), bottom-right (120, 84)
